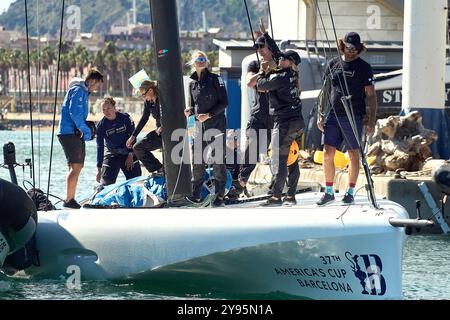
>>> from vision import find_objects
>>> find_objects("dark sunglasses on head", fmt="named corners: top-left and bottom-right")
top-left (195, 56), bottom-right (207, 63)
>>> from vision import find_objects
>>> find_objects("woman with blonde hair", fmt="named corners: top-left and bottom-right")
top-left (184, 50), bottom-right (229, 207)
top-left (96, 96), bottom-right (141, 187)
top-left (126, 80), bottom-right (164, 174)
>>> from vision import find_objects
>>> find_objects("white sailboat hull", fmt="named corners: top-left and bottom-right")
top-left (24, 192), bottom-right (407, 299)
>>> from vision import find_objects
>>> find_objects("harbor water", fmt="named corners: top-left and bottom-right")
top-left (0, 131), bottom-right (449, 300)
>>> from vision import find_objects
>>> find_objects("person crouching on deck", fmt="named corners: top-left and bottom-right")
top-left (96, 97), bottom-right (141, 188)
top-left (126, 80), bottom-right (164, 175)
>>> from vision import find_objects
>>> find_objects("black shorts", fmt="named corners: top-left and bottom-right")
top-left (58, 134), bottom-right (85, 165)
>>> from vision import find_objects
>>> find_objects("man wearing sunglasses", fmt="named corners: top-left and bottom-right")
top-left (316, 32), bottom-right (378, 206)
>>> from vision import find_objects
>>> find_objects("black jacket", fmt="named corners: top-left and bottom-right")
top-left (188, 69), bottom-right (228, 117)
top-left (256, 68), bottom-right (302, 122)
top-left (132, 98), bottom-right (161, 138)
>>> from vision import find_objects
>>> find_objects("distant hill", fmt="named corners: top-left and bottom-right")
top-left (0, 0), bottom-right (266, 37)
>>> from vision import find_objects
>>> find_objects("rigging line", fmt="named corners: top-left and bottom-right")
top-left (325, 0), bottom-right (378, 209)
top-left (36, 0), bottom-right (41, 188)
top-left (314, 0), bottom-right (333, 61)
top-left (46, 0), bottom-right (65, 209)
top-left (314, 0), bottom-right (356, 151)
top-left (325, 0), bottom-right (358, 136)
top-left (243, 0), bottom-right (261, 65)
top-left (267, 0), bottom-right (274, 39)
top-left (24, 0), bottom-right (36, 192)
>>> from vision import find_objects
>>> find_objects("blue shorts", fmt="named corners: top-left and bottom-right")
top-left (322, 114), bottom-right (363, 150)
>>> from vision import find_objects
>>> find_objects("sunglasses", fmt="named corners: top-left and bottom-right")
top-left (280, 56), bottom-right (294, 63)
top-left (195, 56), bottom-right (207, 63)
top-left (255, 44), bottom-right (265, 49)
top-left (344, 44), bottom-right (358, 52)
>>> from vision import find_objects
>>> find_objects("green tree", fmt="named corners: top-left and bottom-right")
top-left (102, 42), bottom-right (118, 95)
top-left (41, 45), bottom-right (56, 96)
top-left (117, 50), bottom-right (130, 98)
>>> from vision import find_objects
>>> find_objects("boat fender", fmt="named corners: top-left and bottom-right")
top-left (432, 162), bottom-right (450, 195)
top-left (0, 178), bottom-right (37, 269)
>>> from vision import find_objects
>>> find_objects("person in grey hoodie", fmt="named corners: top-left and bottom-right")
top-left (57, 68), bottom-right (103, 209)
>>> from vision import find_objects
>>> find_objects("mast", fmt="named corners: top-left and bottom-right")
top-left (149, 0), bottom-right (192, 204)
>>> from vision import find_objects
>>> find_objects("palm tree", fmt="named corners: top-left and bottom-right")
top-left (102, 42), bottom-right (118, 95)
top-left (17, 51), bottom-right (27, 100)
top-left (181, 51), bottom-right (192, 75)
top-left (141, 48), bottom-right (155, 79)
top-left (29, 48), bottom-right (39, 97)
top-left (116, 50), bottom-right (130, 98)
top-left (68, 47), bottom-right (78, 77)
top-left (59, 53), bottom-right (71, 93)
top-left (41, 45), bottom-right (56, 96)
top-left (0, 48), bottom-right (11, 96)
top-left (74, 44), bottom-right (89, 77)
top-left (128, 49), bottom-right (141, 75)
top-left (10, 49), bottom-right (21, 99)
top-left (92, 50), bottom-right (106, 96)
top-left (206, 51), bottom-right (219, 69)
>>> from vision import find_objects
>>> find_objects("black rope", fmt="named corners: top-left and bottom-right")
top-left (267, 0), bottom-right (274, 39)
top-left (24, 0), bottom-right (36, 194)
top-left (46, 0), bottom-right (65, 210)
top-left (314, 0), bottom-right (333, 60)
top-left (243, 0), bottom-right (260, 65)
top-left (325, 0), bottom-right (378, 209)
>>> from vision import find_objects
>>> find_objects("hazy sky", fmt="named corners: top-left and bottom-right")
top-left (0, 0), bottom-right (15, 14)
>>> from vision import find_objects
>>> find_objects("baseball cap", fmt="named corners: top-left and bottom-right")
top-left (280, 50), bottom-right (301, 65)
top-left (344, 32), bottom-right (362, 50)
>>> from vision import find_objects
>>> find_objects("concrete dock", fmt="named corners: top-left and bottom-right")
top-left (246, 162), bottom-right (450, 235)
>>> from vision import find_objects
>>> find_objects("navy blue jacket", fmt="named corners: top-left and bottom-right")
top-left (96, 112), bottom-right (135, 168)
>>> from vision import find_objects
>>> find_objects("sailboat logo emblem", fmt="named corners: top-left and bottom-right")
top-left (345, 251), bottom-right (387, 296)
top-left (158, 49), bottom-right (169, 57)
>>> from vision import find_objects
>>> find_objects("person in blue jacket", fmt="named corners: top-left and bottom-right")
top-left (57, 68), bottom-right (103, 209)
top-left (96, 97), bottom-right (141, 188)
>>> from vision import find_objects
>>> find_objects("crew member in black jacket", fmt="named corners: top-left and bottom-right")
top-left (257, 50), bottom-right (305, 206)
top-left (126, 80), bottom-right (163, 174)
top-left (184, 51), bottom-right (228, 207)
